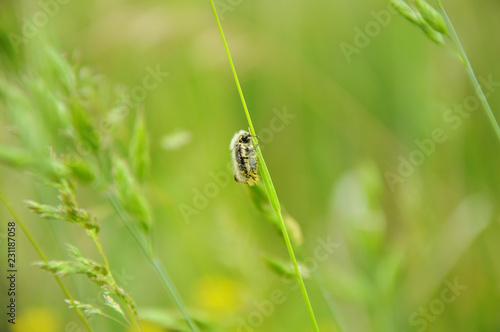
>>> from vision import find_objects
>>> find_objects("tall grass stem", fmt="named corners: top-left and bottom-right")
top-left (105, 193), bottom-right (200, 332)
top-left (0, 188), bottom-right (94, 332)
top-left (436, 1), bottom-right (500, 142)
top-left (91, 236), bottom-right (142, 331)
top-left (208, 1), bottom-right (321, 330)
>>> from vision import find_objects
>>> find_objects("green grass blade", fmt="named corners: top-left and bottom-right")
top-left (208, 1), bottom-right (321, 330)
top-left (106, 193), bottom-right (200, 332)
top-left (436, 2), bottom-right (500, 142)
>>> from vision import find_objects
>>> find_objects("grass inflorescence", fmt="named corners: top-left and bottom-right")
top-left (390, 0), bottom-right (500, 142)
top-left (0, 40), bottom-right (201, 331)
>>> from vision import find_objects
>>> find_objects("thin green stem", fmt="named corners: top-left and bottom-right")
top-left (123, 302), bottom-right (141, 332)
top-left (105, 193), bottom-right (150, 257)
top-left (91, 236), bottom-right (112, 274)
top-left (303, 253), bottom-right (343, 332)
top-left (0, 188), bottom-right (94, 332)
top-left (208, 1), bottom-right (320, 330)
top-left (105, 193), bottom-right (200, 332)
top-left (275, 212), bottom-right (320, 332)
top-left (441, 35), bottom-right (463, 63)
top-left (437, 3), bottom-right (500, 142)
top-left (91, 236), bottom-right (142, 332)
top-left (150, 257), bottom-right (200, 332)
top-left (98, 312), bottom-right (131, 329)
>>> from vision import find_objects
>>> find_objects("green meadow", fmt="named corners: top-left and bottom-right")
top-left (1, 0), bottom-right (499, 331)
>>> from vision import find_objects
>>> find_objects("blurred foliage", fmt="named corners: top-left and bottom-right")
top-left (1, 0), bottom-right (500, 331)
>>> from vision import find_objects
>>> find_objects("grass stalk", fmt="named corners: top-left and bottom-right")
top-left (105, 193), bottom-right (200, 332)
top-left (123, 303), bottom-right (142, 332)
top-left (436, 1), bottom-right (500, 142)
top-left (91, 236), bottom-right (142, 331)
top-left (0, 188), bottom-right (94, 332)
top-left (309, 264), bottom-right (344, 331)
top-left (207, 1), bottom-right (320, 330)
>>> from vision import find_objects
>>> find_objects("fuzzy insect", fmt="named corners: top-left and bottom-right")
top-left (229, 130), bottom-right (259, 186)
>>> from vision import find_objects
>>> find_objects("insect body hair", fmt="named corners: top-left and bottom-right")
top-left (230, 130), bottom-right (259, 186)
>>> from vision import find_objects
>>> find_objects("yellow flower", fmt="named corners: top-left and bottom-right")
top-left (128, 321), bottom-right (165, 332)
top-left (195, 275), bottom-right (243, 315)
top-left (12, 307), bottom-right (60, 332)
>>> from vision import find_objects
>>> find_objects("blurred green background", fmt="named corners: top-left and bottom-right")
top-left (1, 0), bottom-right (500, 331)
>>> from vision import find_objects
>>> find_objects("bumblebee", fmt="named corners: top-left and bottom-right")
top-left (229, 130), bottom-right (259, 186)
